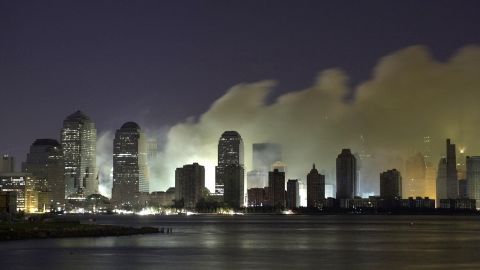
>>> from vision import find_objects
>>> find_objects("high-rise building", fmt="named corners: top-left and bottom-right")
top-left (0, 155), bottom-right (15, 173)
top-left (404, 153), bottom-right (426, 198)
top-left (307, 164), bottom-right (325, 208)
top-left (446, 139), bottom-right (458, 199)
top-left (0, 173), bottom-right (40, 212)
top-left (336, 149), bottom-right (357, 199)
top-left (286, 179), bottom-right (299, 209)
top-left (215, 131), bottom-right (244, 195)
top-left (380, 169), bottom-right (402, 199)
top-left (458, 179), bottom-right (468, 198)
top-left (436, 158), bottom-right (447, 203)
top-left (61, 110), bottom-right (97, 197)
top-left (111, 122), bottom-right (149, 206)
top-left (223, 164), bottom-right (245, 209)
top-left (22, 139), bottom-right (65, 207)
top-left (466, 156), bottom-right (480, 208)
top-left (175, 163), bottom-right (205, 209)
top-left (268, 169), bottom-right (285, 208)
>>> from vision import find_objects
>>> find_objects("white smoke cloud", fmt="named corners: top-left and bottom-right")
top-left (97, 131), bottom-right (114, 197)
top-left (99, 45), bottom-right (480, 199)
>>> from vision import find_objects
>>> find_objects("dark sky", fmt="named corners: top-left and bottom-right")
top-left (1, 0), bottom-right (479, 165)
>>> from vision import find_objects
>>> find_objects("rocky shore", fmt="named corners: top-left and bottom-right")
top-left (0, 222), bottom-right (159, 241)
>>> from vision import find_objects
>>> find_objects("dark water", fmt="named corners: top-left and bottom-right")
top-left (1, 215), bottom-right (480, 270)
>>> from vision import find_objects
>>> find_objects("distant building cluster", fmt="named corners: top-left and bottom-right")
top-left (0, 111), bottom-right (157, 215)
top-left (1, 112), bottom-right (480, 215)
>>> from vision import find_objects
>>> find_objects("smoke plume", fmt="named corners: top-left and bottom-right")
top-left (99, 45), bottom-right (480, 198)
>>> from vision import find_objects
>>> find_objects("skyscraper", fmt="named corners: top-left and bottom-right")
top-left (223, 164), bottom-right (245, 209)
top-left (61, 111), bottom-right (97, 197)
top-left (22, 139), bottom-right (65, 207)
top-left (380, 169), bottom-right (402, 199)
top-left (466, 156), bottom-right (480, 208)
top-left (268, 168), bottom-right (285, 208)
top-left (336, 149), bottom-right (357, 199)
top-left (436, 158), bottom-right (447, 202)
top-left (112, 122), bottom-right (149, 206)
top-left (286, 179), bottom-right (299, 209)
top-left (175, 163), bottom-right (205, 209)
top-left (0, 155), bottom-right (14, 173)
top-left (307, 164), bottom-right (325, 208)
top-left (446, 139), bottom-right (458, 199)
top-left (215, 131), bottom-right (244, 195)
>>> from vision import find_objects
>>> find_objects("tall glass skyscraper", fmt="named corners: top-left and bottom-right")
top-left (215, 131), bottom-right (244, 195)
top-left (112, 122), bottom-right (149, 206)
top-left (61, 111), bottom-right (97, 197)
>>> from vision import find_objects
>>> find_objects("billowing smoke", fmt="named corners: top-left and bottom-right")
top-left (97, 131), bottom-right (114, 197)
top-left (98, 45), bottom-right (480, 198)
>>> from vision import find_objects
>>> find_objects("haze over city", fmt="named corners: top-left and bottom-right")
top-left (2, 2), bottom-right (480, 270)
top-left (2, 1), bottom-right (480, 199)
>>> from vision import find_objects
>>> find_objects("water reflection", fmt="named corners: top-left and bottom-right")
top-left (1, 215), bottom-right (480, 270)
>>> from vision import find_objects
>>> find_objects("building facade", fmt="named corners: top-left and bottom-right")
top-left (307, 164), bottom-right (325, 208)
top-left (466, 156), bottom-right (480, 208)
top-left (111, 122), bottom-right (149, 206)
top-left (380, 169), bottom-right (402, 199)
top-left (286, 179), bottom-right (299, 209)
top-left (215, 131), bottom-right (244, 195)
top-left (22, 139), bottom-right (65, 208)
top-left (268, 169), bottom-right (285, 208)
top-left (336, 149), bottom-right (357, 199)
top-left (223, 164), bottom-right (245, 209)
top-left (175, 163), bottom-right (205, 209)
top-left (446, 139), bottom-right (458, 198)
top-left (61, 110), bottom-right (97, 197)
top-left (0, 155), bottom-right (14, 173)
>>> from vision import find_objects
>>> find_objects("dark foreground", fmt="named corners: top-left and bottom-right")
top-left (1, 215), bottom-right (479, 270)
top-left (0, 221), bottom-right (159, 241)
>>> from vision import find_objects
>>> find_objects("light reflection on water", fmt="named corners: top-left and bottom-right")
top-left (1, 215), bottom-right (480, 270)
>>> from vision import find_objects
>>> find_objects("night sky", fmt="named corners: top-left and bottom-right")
top-left (1, 1), bottom-right (480, 167)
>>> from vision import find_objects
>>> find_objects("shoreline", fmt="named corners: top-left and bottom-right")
top-left (0, 222), bottom-right (159, 241)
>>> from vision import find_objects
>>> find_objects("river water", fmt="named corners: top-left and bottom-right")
top-left (1, 215), bottom-right (479, 270)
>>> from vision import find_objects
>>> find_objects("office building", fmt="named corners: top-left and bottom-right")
top-left (380, 169), bottom-right (402, 199)
top-left (111, 122), bottom-right (149, 206)
top-left (175, 163), bottom-right (205, 209)
top-left (223, 164), bottom-right (245, 208)
top-left (286, 179), bottom-right (299, 209)
top-left (307, 164), bottom-right (325, 208)
top-left (336, 149), bottom-right (357, 199)
top-left (466, 156), bottom-right (480, 208)
top-left (0, 155), bottom-right (14, 173)
top-left (446, 139), bottom-right (458, 198)
top-left (268, 169), bottom-right (285, 208)
top-left (22, 139), bottom-right (65, 208)
top-left (215, 131), bottom-right (244, 195)
top-left (436, 158), bottom-right (448, 204)
top-left (61, 110), bottom-right (97, 197)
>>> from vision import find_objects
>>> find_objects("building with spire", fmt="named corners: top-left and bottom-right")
top-left (61, 110), bottom-right (97, 197)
